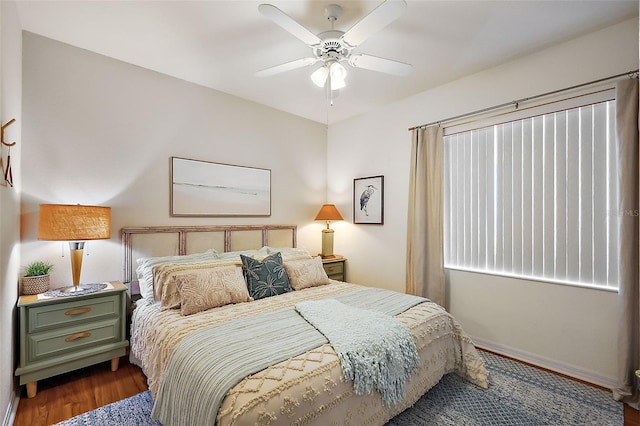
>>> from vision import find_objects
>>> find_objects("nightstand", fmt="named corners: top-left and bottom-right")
top-left (15, 281), bottom-right (129, 398)
top-left (322, 256), bottom-right (346, 281)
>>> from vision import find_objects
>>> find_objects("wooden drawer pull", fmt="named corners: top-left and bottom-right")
top-left (65, 307), bottom-right (91, 316)
top-left (65, 332), bottom-right (91, 342)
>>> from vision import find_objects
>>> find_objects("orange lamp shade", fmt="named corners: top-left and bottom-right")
top-left (314, 204), bottom-right (344, 221)
top-left (37, 204), bottom-right (111, 292)
top-left (38, 204), bottom-right (111, 241)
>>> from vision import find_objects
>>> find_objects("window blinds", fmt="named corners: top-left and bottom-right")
top-left (443, 99), bottom-right (619, 289)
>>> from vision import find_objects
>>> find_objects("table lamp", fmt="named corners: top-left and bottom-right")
top-left (314, 204), bottom-right (343, 258)
top-left (38, 204), bottom-right (111, 293)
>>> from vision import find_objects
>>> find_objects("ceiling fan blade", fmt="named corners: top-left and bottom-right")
top-left (255, 57), bottom-right (319, 77)
top-left (348, 54), bottom-right (412, 76)
top-left (341, 0), bottom-right (406, 47)
top-left (258, 4), bottom-right (322, 47)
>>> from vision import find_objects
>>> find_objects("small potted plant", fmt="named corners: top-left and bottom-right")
top-left (22, 261), bottom-right (54, 295)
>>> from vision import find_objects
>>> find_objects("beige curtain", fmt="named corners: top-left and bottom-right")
top-left (613, 78), bottom-right (639, 409)
top-left (406, 126), bottom-right (445, 307)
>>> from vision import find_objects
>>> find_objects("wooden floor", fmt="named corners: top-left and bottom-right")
top-left (13, 357), bottom-right (147, 425)
top-left (13, 353), bottom-right (640, 426)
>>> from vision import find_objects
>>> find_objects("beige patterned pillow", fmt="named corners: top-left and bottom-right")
top-left (153, 259), bottom-right (243, 309)
top-left (284, 256), bottom-right (330, 290)
top-left (175, 266), bottom-right (251, 316)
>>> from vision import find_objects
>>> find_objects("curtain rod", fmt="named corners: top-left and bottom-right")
top-left (408, 69), bottom-right (639, 131)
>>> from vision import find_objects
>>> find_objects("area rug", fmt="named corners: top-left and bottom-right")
top-left (55, 351), bottom-right (622, 426)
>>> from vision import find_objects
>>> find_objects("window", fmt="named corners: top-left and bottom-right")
top-left (443, 91), bottom-right (619, 290)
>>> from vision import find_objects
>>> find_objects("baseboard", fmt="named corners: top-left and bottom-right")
top-left (472, 335), bottom-right (618, 390)
top-left (2, 387), bottom-right (19, 426)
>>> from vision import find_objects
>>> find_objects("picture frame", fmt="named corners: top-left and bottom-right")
top-left (353, 175), bottom-right (384, 224)
top-left (170, 157), bottom-right (271, 217)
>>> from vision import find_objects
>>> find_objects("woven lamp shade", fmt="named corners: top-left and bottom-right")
top-left (38, 204), bottom-right (111, 241)
top-left (314, 204), bottom-right (344, 221)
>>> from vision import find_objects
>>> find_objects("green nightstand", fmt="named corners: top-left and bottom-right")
top-left (322, 256), bottom-right (346, 281)
top-left (15, 281), bottom-right (129, 398)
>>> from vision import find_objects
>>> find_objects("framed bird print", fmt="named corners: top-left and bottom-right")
top-left (353, 175), bottom-right (384, 224)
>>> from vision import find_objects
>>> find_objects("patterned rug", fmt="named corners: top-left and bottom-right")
top-left (54, 351), bottom-right (622, 426)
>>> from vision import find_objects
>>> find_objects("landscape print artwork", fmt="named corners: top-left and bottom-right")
top-left (170, 157), bottom-right (271, 216)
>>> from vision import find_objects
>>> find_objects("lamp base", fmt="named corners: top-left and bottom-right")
top-left (320, 228), bottom-right (335, 258)
top-left (59, 285), bottom-right (89, 293)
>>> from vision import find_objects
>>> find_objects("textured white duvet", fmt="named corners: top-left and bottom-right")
top-left (130, 282), bottom-right (489, 426)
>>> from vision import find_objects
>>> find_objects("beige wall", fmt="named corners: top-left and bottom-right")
top-left (20, 33), bottom-right (329, 288)
top-left (327, 17), bottom-right (638, 387)
top-left (1, 1), bottom-right (22, 424)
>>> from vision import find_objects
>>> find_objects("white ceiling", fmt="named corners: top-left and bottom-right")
top-left (15, 0), bottom-right (639, 125)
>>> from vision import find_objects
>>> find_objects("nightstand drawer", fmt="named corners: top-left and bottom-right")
top-left (28, 295), bottom-right (120, 333)
top-left (322, 258), bottom-right (346, 281)
top-left (323, 262), bottom-right (344, 275)
top-left (27, 318), bottom-right (121, 362)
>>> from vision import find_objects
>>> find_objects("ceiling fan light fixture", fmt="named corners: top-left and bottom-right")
top-left (329, 61), bottom-right (347, 81)
top-left (327, 61), bottom-right (346, 90)
top-left (310, 66), bottom-right (329, 87)
top-left (330, 74), bottom-right (346, 90)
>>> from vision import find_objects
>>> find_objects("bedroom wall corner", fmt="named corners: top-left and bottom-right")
top-left (20, 32), bottom-right (328, 287)
top-left (0, 1), bottom-right (22, 425)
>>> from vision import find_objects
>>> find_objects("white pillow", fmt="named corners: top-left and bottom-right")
top-left (263, 246), bottom-right (313, 262)
top-left (214, 247), bottom-right (269, 261)
top-left (135, 249), bottom-right (217, 300)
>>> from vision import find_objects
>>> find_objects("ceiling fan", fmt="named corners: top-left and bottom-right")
top-left (256, 0), bottom-right (412, 95)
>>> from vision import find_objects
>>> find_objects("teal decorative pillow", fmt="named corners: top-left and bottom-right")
top-left (240, 252), bottom-right (292, 300)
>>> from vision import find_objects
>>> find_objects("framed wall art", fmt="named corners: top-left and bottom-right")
top-left (353, 175), bottom-right (384, 224)
top-left (170, 157), bottom-right (271, 217)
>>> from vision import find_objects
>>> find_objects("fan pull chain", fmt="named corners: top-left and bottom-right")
top-left (326, 75), bottom-right (332, 106)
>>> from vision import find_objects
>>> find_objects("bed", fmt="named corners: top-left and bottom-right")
top-left (123, 225), bottom-right (489, 426)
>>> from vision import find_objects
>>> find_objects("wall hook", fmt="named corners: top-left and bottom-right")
top-left (1, 118), bottom-right (17, 147)
top-left (1, 118), bottom-right (16, 187)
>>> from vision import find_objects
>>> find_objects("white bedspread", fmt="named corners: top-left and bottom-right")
top-left (130, 282), bottom-right (489, 426)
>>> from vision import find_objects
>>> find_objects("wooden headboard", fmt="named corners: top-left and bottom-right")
top-left (121, 224), bottom-right (297, 283)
